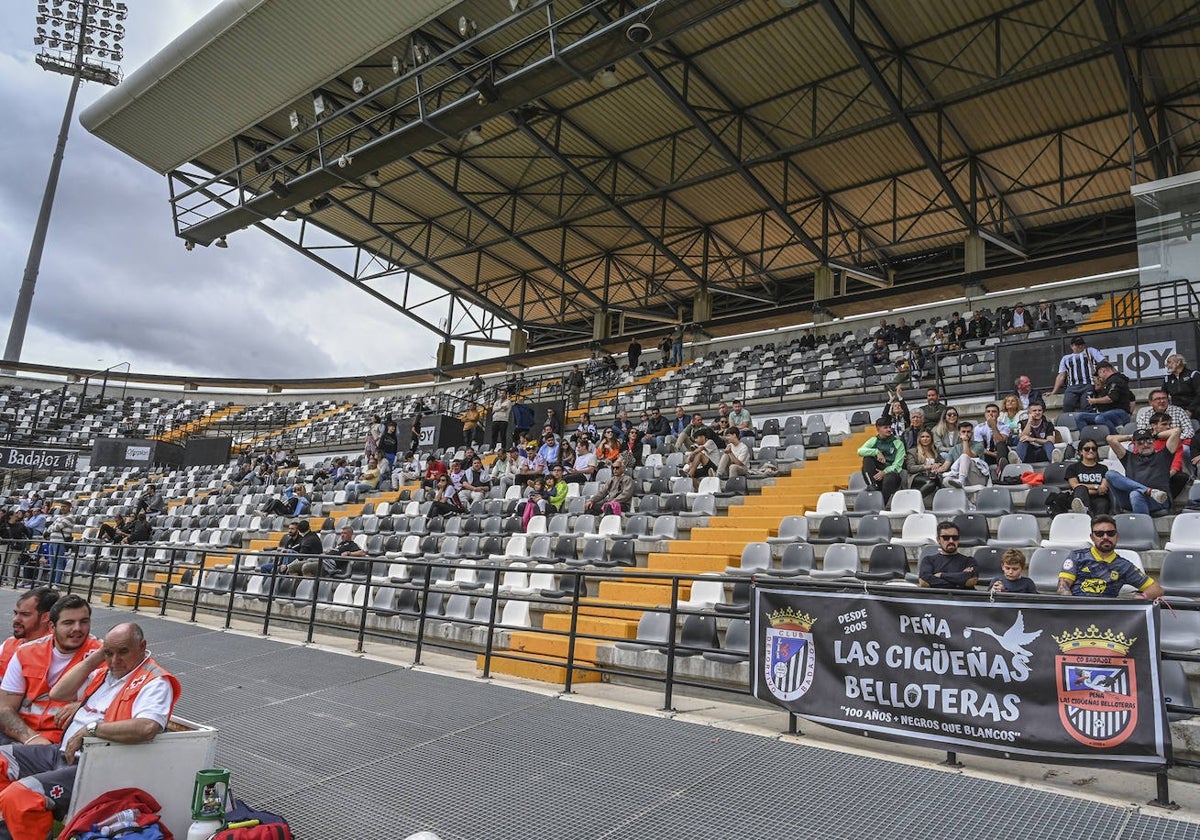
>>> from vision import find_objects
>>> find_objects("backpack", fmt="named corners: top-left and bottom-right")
top-left (211, 827), bottom-right (291, 840)
top-left (209, 799), bottom-right (292, 840)
top-left (1045, 490), bottom-right (1074, 516)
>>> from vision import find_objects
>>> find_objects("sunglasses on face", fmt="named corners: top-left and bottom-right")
top-left (1092, 530), bottom-right (1117, 537)
top-left (1080, 446), bottom-right (1097, 452)
top-left (939, 535), bottom-right (960, 541)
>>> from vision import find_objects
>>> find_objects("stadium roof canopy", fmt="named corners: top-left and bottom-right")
top-left (82, 0), bottom-right (1200, 351)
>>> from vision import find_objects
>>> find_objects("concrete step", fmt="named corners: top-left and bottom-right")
top-left (645, 553), bottom-right (731, 574)
top-left (668, 538), bottom-right (758, 557)
top-left (596, 579), bottom-right (680, 606)
top-left (508, 629), bottom-right (603, 662)
top-left (542, 612), bottom-right (638, 639)
top-left (477, 652), bottom-right (602, 685)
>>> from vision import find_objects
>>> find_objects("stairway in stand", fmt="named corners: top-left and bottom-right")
top-left (485, 428), bottom-right (873, 684)
top-left (566, 366), bottom-right (678, 423)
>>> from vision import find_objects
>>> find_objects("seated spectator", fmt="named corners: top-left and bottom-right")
top-left (930, 327), bottom-right (947, 352)
top-left (966, 310), bottom-right (991, 342)
top-left (905, 428), bottom-right (949, 499)
top-left (1105, 427), bottom-right (1179, 515)
top-left (622, 428), bottom-right (645, 468)
top-left (866, 337), bottom-right (890, 368)
top-left (727, 399), bottom-right (754, 441)
top-left (1077, 361), bottom-right (1133, 435)
top-left (396, 452), bottom-right (422, 488)
top-left (1135, 390), bottom-right (1193, 463)
top-left (571, 412), bottom-right (597, 446)
top-left (920, 388), bottom-right (947, 429)
top-left (135, 485), bottom-right (166, 518)
top-left (674, 413), bottom-right (706, 454)
top-left (1067, 441), bottom-right (1110, 515)
top-left (351, 460), bottom-right (382, 498)
top-left (666, 406), bottom-right (688, 449)
top-left (290, 525), bottom-right (365, 578)
top-left (595, 428), bottom-right (622, 463)
top-left (564, 441), bottom-right (596, 485)
top-left (1002, 302), bottom-right (1031, 334)
top-left (583, 456), bottom-right (635, 516)
top-left (261, 484), bottom-right (311, 517)
top-left (461, 457), bottom-right (491, 503)
top-left (264, 519), bottom-right (322, 573)
top-left (610, 410), bottom-right (633, 443)
top-left (798, 329), bottom-right (816, 352)
top-left (491, 447), bottom-right (517, 492)
top-left (900, 409), bottom-right (924, 450)
top-left (1146, 411), bottom-right (1190, 499)
top-left (918, 522), bottom-right (977, 589)
top-left (96, 514), bottom-right (131, 544)
top-left (1010, 375), bottom-right (1043, 411)
top-left (972, 403), bottom-right (1011, 468)
top-left (946, 324), bottom-right (967, 351)
top-left (1014, 403), bottom-right (1055, 464)
top-left (537, 433), bottom-right (561, 468)
top-left (998, 395), bottom-right (1024, 445)
top-left (544, 407), bottom-right (563, 436)
top-left (124, 513), bottom-right (151, 544)
top-left (646, 407), bottom-right (672, 451)
top-left (1033, 300), bottom-right (1056, 331)
top-left (682, 426), bottom-right (720, 487)
top-left (932, 407), bottom-right (960, 451)
top-left (514, 443), bottom-right (546, 487)
top-left (873, 318), bottom-right (895, 345)
top-left (991, 549), bottom-right (1037, 594)
top-left (717, 429), bottom-right (751, 481)
top-left (857, 417), bottom-right (905, 504)
top-left (947, 311), bottom-right (965, 335)
top-left (1164, 354), bottom-right (1200, 418)
top-left (944, 422), bottom-right (988, 488)
top-left (420, 455), bottom-right (447, 491)
top-left (428, 475), bottom-right (464, 517)
top-left (1057, 514), bottom-right (1163, 599)
top-left (547, 465), bottom-right (569, 514)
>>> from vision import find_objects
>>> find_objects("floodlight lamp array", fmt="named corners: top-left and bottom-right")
top-left (34, 0), bottom-right (127, 84)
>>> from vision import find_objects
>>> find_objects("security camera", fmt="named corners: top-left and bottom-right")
top-left (336, 154), bottom-right (352, 168)
top-left (626, 22), bottom-right (652, 44)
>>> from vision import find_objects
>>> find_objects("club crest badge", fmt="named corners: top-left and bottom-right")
top-left (764, 607), bottom-right (817, 703)
top-left (1054, 624), bottom-right (1138, 748)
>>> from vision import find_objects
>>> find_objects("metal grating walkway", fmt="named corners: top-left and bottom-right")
top-left (10, 592), bottom-right (1200, 839)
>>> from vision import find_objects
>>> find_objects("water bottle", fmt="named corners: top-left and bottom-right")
top-left (96, 809), bottom-right (139, 830)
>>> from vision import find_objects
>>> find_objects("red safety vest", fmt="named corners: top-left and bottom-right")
top-left (84, 657), bottom-right (181, 723)
top-left (13, 635), bottom-right (101, 743)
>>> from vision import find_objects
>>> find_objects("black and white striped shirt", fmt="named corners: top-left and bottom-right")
top-left (1057, 346), bottom-right (1105, 386)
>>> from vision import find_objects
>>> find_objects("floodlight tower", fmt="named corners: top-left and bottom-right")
top-left (4, 0), bottom-right (127, 366)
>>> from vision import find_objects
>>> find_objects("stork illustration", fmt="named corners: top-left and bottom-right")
top-left (963, 611), bottom-right (1043, 657)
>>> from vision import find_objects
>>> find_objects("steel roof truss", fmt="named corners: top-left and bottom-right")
top-left (1094, 0), bottom-right (1168, 180)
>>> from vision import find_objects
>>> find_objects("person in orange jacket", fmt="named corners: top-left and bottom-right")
top-left (0, 595), bottom-right (100, 746)
top-left (0, 622), bottom-right (179, 840)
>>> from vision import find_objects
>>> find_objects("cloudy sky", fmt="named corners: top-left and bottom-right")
top-left (0, 1), bottom-right (480, 380)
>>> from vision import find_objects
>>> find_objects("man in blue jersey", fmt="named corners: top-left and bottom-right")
top-left (1056, 514), bottom-right (1163, 599)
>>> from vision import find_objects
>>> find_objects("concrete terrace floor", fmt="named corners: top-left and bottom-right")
top-left (10, 590), bottom-right (1200, 839)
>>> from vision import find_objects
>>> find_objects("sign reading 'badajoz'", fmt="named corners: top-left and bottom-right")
top-left (753, 587), bottom-right (1169, 769)
top-left (0, 446), bottom-right (78, 472)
